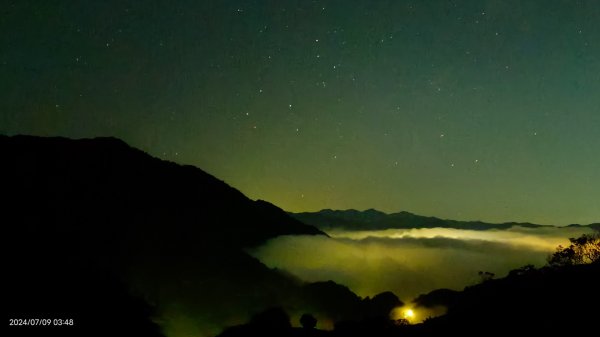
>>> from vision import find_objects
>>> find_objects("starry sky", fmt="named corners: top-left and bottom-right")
top-left (2, 0), bottom-right (599, 225)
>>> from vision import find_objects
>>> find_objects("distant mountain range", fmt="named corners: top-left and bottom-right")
top-left (2, 135), bottom-right (393, 336)
top-left (291, 209), bottom-right (598, 231)
top-left (570, 222), bottom-right (600, 230)
top-left (4, 135), bottom-right (597, 337)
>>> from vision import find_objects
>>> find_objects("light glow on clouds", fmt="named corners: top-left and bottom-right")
top-left (251, 226), bottom-right (593, 302)
top-left (325, 226), bottom-right (589, 251)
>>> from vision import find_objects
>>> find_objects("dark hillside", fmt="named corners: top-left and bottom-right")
top-left (2, 135), bottom-right (329, 336)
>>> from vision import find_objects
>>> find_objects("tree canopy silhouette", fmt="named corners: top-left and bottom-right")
top-left (300, 313), bottom-right (317, 329)
top-left (548, 232), bottom-right (600, 267)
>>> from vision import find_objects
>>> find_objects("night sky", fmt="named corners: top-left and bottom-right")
top-left (2, 0), bottom-right (599, 225)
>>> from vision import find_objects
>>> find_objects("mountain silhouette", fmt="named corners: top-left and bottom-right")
top-left (2, 135), bottom-right (323, 245)
top-left (292, 209), bottom-right (553, 231)
top-left (567, 222), bottom-right (600, 231)
top-left (218, 284), bottom-right (403, 337)
top-left (412, 288), bottom-right (461, 309)
top-left (215, 259), bottom-right (599, 337)
top-left (416, 262), bottom-right (600, 336)
top-left (1, 135), bottom-right (370, 336)
top-left (8, 135), bottom-right (594, 337)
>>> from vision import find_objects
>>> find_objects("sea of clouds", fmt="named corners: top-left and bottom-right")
top-left (251, 226), bottom-right (593, 302)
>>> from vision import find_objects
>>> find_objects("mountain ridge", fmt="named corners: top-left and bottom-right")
top-left (1, 135), bottom-right (367, 337)
top-left (289, 208), bottom-right (596, 231)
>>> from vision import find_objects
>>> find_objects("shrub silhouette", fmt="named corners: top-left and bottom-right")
top-left (548, 232), bottom-right (600, 266)
top-left (300, 313), bottom-right (317, 329)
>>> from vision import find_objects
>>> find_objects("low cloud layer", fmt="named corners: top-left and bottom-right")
top-left (250, 226), bottom-right (593, 302)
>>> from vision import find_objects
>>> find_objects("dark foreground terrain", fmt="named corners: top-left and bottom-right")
top-left (2, 135), bottom-right (398, 336)
top-left (218, 261), bottom-right (599, 337)
top-left (3, 135), bottom-right (598, 337)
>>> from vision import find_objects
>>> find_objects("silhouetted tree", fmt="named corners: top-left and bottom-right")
top-left (508, 264), bottom-right (536, 277)
top-left (393, 318), bottom-right (410, 326)
top-left (300, 313), bottom-right (317, 329)
top-left (477, 271), bottom-right (495, 282)
top-left (548, 232), bottom-right (600, 267)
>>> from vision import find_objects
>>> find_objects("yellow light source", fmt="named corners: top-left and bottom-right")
top-left (390, 307), bottom-right (418, 323)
